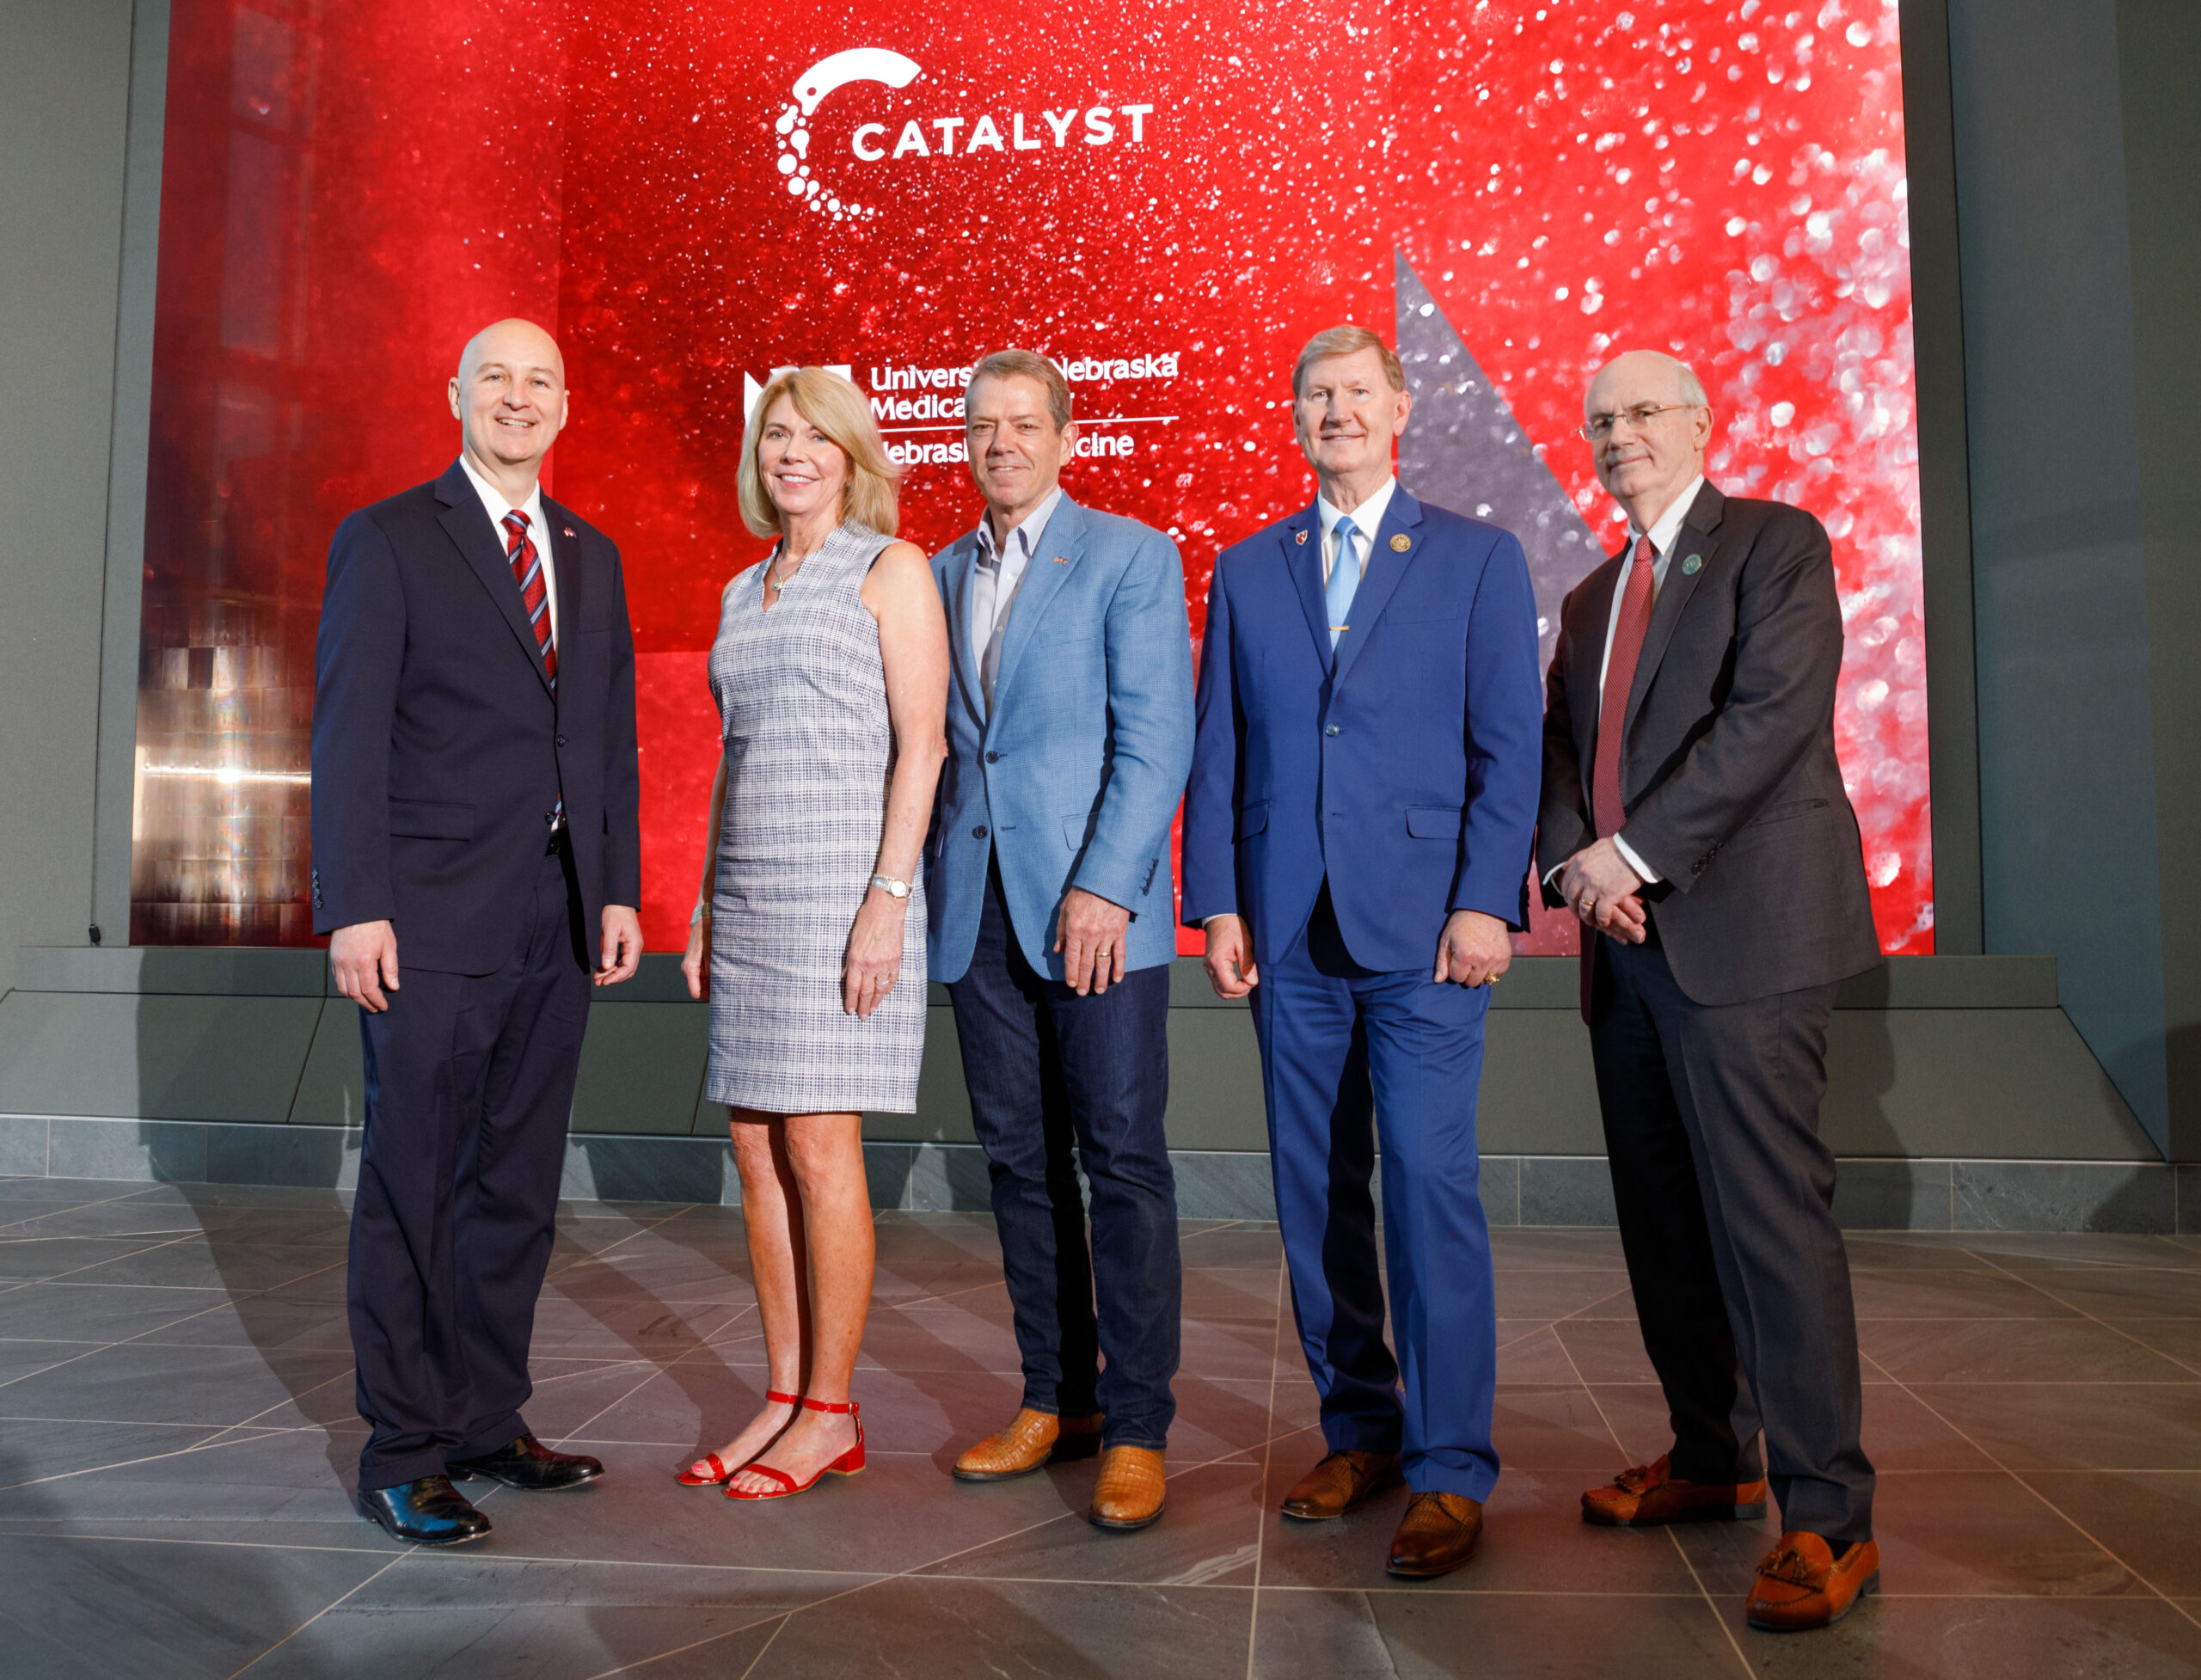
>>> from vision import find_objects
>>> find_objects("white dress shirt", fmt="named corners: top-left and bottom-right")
top-left (1573, 473), bottom-right (1707, 887)
top-left (970, 485), bottom-right (1063, 712)
top-left (1315, 475), bottom-right (1399, 590)
top-left (458, 452), bottom-right (559, 648)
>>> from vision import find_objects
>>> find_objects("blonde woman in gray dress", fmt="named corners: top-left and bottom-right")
top-left (678, 368), bottom-right (949, 1501)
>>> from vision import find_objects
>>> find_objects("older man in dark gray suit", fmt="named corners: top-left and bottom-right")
top-left (1538, 350), bottom-right (1884, 1633)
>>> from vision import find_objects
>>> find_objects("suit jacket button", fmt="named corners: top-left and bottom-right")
top-left (1324, 724), bottom-right (1340, 737)
top-left (985, 751), bottom-right (999, 763)
top-left (556, 734), bottom-right (567, 747)
top-left (973, 825), bottom-right (989, 839)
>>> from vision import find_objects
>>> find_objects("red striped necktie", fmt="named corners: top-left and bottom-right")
top-left (502, 509), bottom-right (557, 684)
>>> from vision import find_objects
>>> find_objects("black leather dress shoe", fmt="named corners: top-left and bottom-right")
top-left (357, 1475), bottom-right (493, 1545)
top-left (448, 1433), bottom-right (604, 1490)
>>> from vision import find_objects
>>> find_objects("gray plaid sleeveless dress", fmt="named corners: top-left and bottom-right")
top-left (703, 520), bottom-right (924, 1113)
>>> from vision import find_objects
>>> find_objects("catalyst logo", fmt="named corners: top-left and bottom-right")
top-left (775, 48), bottom-right (1156, 224)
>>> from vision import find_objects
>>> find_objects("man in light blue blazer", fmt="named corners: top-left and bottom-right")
top-left (1182, 327), bottom-right (1543, 1579)
top-left (927, 349), bottom-right (1194, 1531)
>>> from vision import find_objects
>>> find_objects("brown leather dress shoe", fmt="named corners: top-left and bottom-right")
top-left (1088, 1444), bottom-right (1167, 1530)
top-left (1386, 1491), bottom-right (1483, 1579)
top-left (1582, 1455), bottom-right (1769, 1527)
top-left (953, 1408), bottom-right (1104, 1482)
top-left (1745, 1532), bottom-right (1881, 1631)
top-left (1281, 1450), bottom-right (1403, 1520)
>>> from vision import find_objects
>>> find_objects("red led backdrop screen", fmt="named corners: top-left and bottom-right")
top-left (136, 0), bottom-right (1931, 957)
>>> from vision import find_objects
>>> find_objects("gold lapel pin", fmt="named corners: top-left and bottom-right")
top-left (1052, 555), bottom-right (1070, 565)
top-left (1390, 534), bottom-right (1412, 552)
top-left (563, 527), bottom-right (577, 538)
top-left (1295, 530), bottom-right (1309, 545)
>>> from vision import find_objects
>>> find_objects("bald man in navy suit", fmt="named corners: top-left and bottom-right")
top-left (312, 320), bottom-right (642, 1546)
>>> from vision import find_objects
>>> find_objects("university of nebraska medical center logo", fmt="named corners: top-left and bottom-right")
top-left (776, 47), bottom-right (1156, 222)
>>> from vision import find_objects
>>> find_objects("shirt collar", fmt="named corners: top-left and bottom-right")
top-left (1626, 474), bottom-right (1707, 561)
top-left (457, 451), bottom-right (546, 536)
top-left (1315, 475), bottom-right (1398, 544)
top-left (977, 486), bottom-right (1064, 567)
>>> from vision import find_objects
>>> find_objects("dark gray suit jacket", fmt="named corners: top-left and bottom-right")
top-left (1536, 481), bottom-right (1881, 1006)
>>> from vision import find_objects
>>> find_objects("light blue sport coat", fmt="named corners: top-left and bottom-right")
top-left (925, 494), bottom-right (1195, 984)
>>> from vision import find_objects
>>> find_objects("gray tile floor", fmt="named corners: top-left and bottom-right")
top-left (1, 1178), bottom-right (2198, 1678)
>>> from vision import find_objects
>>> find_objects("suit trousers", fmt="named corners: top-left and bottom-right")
top-left (1592, 931), bottom-right (1873, 1542)
top-left (946, 856), bottom-right (1180, 1449)
top-left (1251, 885), bottom-right (1500, 1501)
top-left (349, 838), bottom-right (592, 1490)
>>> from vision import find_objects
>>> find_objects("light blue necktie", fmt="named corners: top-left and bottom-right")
top-left (1324, 515), bottom-right (1360, 653)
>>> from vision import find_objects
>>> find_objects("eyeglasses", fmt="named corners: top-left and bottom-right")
top-left (1578, 402), bottom-right (1702, 442)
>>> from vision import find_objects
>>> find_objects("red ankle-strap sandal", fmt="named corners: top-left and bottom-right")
top-left (722, 1396), bottom-right (866, 1501)
top-left (677, 1390), bottom-right (800, 1487)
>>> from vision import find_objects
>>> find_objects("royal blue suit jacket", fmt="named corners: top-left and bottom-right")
top-left (1181, 488), bottom-right (1543, 972)
top-left (926, 495), bottom-right (1195, 984)
top-left (310, 460), bottom-right (642, 975)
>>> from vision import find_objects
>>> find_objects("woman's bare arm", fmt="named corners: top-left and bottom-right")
top-left (843, 541), bottom-right (950, 1016)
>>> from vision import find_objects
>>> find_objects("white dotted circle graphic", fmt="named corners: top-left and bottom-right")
top-left (775, 50), bottom-right (921, 223)
top-left (776, 102), bottom-right (873, 221)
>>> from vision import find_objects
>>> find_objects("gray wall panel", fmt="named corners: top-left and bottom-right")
top-left (6, 955), bottom-right (2143, 1161)
top-left (1821, 1010), bottom-right (2151, 1161)
top-left (0, 0), bottom-right (138, 997)
top-left (569, 1002), bottom-right (708, 1137)
top-left (1898, 0), bottom-right (1984, 954)
top-left (1947, 0), bottom-right (2170, 1150)
top-left (0, 990), bottom-right (317, 1124)
top-left (287, 1002), bottom-right (364, 1128)
top-left (1479, 1012), bottom-right (1606, 1157)
top-left (17, 945), bottom-right (326, 997)
top-left (2115, 0), bottom-right (2201, 1161)
top-left (1161, 1008), bottom-right (1267, 1151)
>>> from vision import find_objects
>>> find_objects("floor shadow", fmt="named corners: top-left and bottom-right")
top-left (167, 1180), bottom-right (361, 1489)
top-left (536, 1196), bottom-right (771, 1470)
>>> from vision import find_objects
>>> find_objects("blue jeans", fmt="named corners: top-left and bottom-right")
top-left (946, 860), bottom-right (1180, 1450)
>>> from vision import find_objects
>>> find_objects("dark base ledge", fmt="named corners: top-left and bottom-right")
top-left (4, 1116), bottom-right (2196, 1234)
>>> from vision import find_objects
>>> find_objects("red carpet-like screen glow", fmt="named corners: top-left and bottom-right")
top-left (138, 0), bottom-right (1929, 955)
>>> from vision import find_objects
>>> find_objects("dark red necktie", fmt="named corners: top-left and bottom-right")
top-left (503, 509), bottom-right (557, 684)
top-left (1591, 535), bottom-right (1657, 837)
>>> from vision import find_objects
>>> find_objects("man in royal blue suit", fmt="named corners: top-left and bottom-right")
top-left (1183, 326), bottom-right (1542, 1579)
top-left (312, 319), bottom-right (642, 1546)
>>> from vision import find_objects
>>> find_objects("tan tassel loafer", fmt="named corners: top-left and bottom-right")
top-left (1088, 1444), bottom-right (1167, 1530)
top-left (1745, 1532), bottom-right (1881, 1631)
top-left (1582, 1455), bottom-right (1769, 1527)
top-left (953, 1408), bottom-right (1104, 1482)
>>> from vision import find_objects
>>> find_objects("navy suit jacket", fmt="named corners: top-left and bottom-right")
top-left (1181, 487), bottom-right (1543, 972)
top-left (310, 460), bottom-right (642, 975)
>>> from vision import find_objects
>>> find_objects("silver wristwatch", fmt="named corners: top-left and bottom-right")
top-left (869, 874), bottom-right (911, 900)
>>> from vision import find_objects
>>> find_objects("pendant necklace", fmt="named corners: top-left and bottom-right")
top-left (767, 549), bottom-right (815, 593)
